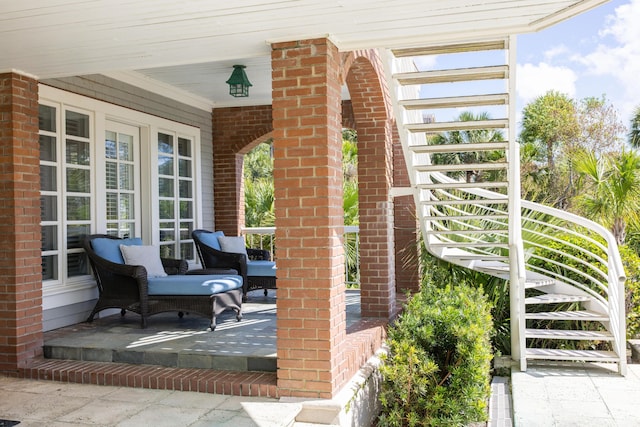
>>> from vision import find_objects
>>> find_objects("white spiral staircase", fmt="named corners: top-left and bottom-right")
top-left (384, 36), bottom-right (627, 375)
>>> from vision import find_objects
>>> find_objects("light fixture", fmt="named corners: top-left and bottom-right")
top-left (226, 65), bottom-right (252, 97)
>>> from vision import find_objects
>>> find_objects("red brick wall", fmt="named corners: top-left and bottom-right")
top-left (344, 51), bottom-right (397, 318)
top-left (0, 73), bottom-right (43, 371)
top-left (271, 38), bottom-right (347, 398)
top-left (212, 105), bottom-right (272, 235)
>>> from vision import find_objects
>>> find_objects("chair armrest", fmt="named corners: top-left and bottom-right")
top-left (247, 248), bottom-right (271, 261)
top-left (161, 258), bottom-right (189, 275)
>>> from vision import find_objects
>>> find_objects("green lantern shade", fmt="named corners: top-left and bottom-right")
top-left (226, 65), bottom-right (252, 97)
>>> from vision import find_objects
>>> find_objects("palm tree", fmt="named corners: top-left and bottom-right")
top-left (629, 105), bottom-right (640, 149)
top-left (573, 149), bottom-right (640, 245)
top-left (428, 111), bottom-right (505, 183)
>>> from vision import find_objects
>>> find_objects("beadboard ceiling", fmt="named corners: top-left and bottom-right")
top-left (0, 0), bottom-right (607, 109)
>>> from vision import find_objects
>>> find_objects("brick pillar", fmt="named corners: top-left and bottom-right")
top-left (346, 54), bottom-right (396, 318)
top-left (212, 105), bottom-right (273, 235)
top-left (272, 38), bottom-right (347, 398)
top-left (392, 123), bottom-right (420, 293)
top-left (0, 73), bottom-right (43, 371)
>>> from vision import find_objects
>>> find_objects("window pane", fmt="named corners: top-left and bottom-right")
top-left (158, 157), bottom-right (173, 176)
top-left (178, 138), bottom-right (191, 157)
top-left (106, 193), bottom-right (118, 220)
top-left (41, 225), bottom-right (57, 251)
top-left (179, 180), bottom-right (192, 198)
top-left (40, 135), bottom-right (56, 162)
top-left (119, 164), bottom-right (134, 190)
top-left (67, 224), bottom-right (90, 249)
top-left (119, 193), bottom-right (134, 219)
top-left (180, 242), bottom-right (194, 260)
top-left (67, 196), bottom-right (91, 220)
top-left (178, 159), bottom-right (192, 178)
top-left (105, 162), bottom-right (117, 189)
top-left (159, 200), bottom-right (174, 219)
top-left (158, 133), bottom-right (173, 154)
top-left (180, 201), bottom-right (193, 219)
top-left (67, 252), bottom-right (88, 277)
top-left (105, 131), bottom-right (117, 159)
top-left (66, 139), bottom-right (91, 166)
top-left (160, 223), bottom-right (175, 242)
top-left (39, 105), bottom-right (56, 132)
top-left (41, 196), bottom-right (57, 221)
top-left (42, 255), bottom-right (58, 280)
top-left (159, 243), bottom-right (175, 259)
top-left (41, 165), bottom-right (57, 191)
top-left (119, 134), bottom-right (133, 161)
top-left (159, 178), bottom-right (174, 197)
top-left (179, 221), bottom-right (193, 240)
top-left (66, 111), bottom-right (89, 138)
top-left (119, 223), bottom-right (135, 239)
top-left (67, 169), bottom-right (90, 193)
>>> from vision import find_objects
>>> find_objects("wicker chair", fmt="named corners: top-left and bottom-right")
top-left (83, 234), bottom-right (243, 329)
top-left (192, 229), bottom-right (276, 300)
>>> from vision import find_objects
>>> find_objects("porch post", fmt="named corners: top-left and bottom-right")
top-left (346, 53), bottom-right (397, 318)
top-left (271, 38), bottom-right (347, 398)
top-left (0, 72), bottom-right (43, 371)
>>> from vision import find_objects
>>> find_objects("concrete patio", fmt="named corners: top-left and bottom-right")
top-left (4, 288), bottom-right (640, 426)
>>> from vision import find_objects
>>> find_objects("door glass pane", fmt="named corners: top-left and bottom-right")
top-left (159, 200), bottom-right (174, 219)
top-left (41, 225), bottom-right (57, 251)
top-left (180, 201), bottom-right (193, 219)
top-left (106, 193), bottom-right (118, 220)
top-left (39, 105), bottom-right (56, 132)
top-left (66, 140), bottom-right (90, 165)
top-left (119, 194), bottom-right (134, 219)
top-left (158, 133), bottom-right (173, 154)
top-left (180, 221), bottom-right (193, 240)
top-left (65, 111), bottom-right (89, 138)
top-left (41, 196), bottom-right (57, 221)
top-left (40, 135), bottom-right (56, 161)
top-left (159, 178), bottom-right (174, 197)
top-left (67, 225), bottom-right (90, 249)
top-left (178, 137), bottom-right (191, 157)
top-left (67, 169), bottom-right (91, 193)
top-left (158, 157), bottom-right (173, 176)
top-left (178, 159), bottom-right (192, 178)
top-left (41, 165), bottom-right (57, 191)
top-left (67, 196), bottom-right (91, 220)
top-left (160, 223), bottom-right (175, 242)
top-left (119, 134), bottom-right (133, 161)
top-left (105, 162), bottom-right (117, 189)
top-left (179, 180), bottom-right (192, 198)
top-left (119, 164), bottom-right (134, 190)
top-left (105, 131), bottom-right (117, 159)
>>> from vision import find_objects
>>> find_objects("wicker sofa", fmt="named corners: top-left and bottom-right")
top-left (83, 234), bottom-right (243, 330)
top-left (192, 229), bottom-right (277, 300)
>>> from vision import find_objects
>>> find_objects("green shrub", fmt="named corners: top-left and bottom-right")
top-left (378, 284), bottom-right (493, 427)
top-left (620, 245), bottom-right (640, 338)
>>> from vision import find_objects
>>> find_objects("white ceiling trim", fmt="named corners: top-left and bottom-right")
top-left (103, 70), bottom-right (215, 112)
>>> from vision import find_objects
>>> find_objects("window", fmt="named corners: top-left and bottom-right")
top-left (38, 88), bottom-right (201, 296)
top-left (39, 104), bottom-right (92, 284)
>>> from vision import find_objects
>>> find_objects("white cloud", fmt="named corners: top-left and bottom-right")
top-left (544, 45), bottom-right (569, 62)
top-left (516, 62), bottom-right (577, 104)
top-left (579, 0), bottom-right (640, 120)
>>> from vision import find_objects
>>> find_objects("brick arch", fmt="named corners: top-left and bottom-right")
top-left (343, 50), bottom-right (397, 318)
top-left (212, 105), bottom-right (273, 235)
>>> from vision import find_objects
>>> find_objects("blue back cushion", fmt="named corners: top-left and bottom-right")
top-left (92, 237), bottom-right (142, 264)
top-left (197, 231), bottom-right (224, 251)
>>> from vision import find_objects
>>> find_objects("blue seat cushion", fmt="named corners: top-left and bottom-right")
top-left (147, 274), bottom-right (242, 296)
top-left (197, 231), bottom-right (225, 251)
top-left (247, 260), bottom-right (277, 277)
top-left (92, 237), bottom-right (142, 264)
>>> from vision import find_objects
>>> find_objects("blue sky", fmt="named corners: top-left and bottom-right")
top-left (517, 0), bottom-right (639, 128)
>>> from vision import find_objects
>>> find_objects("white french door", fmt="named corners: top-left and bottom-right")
top-left (101, 121), bottom-right (141, 238)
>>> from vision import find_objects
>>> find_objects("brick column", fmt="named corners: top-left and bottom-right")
top-left (392, 124), bottom-right (420, 293)
top-left (0, 73), bottom-right (43, 371)
top-left (272, 38), bottom-right (347, 398)
top-left (346, 54), bottom-right (397, 318)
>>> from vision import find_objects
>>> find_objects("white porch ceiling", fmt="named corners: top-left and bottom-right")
top-left (0, 0), bottom-right (608, 109)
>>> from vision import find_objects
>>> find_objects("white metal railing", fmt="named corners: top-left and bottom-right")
top-left (241, 225), bottom-right (361, 287)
